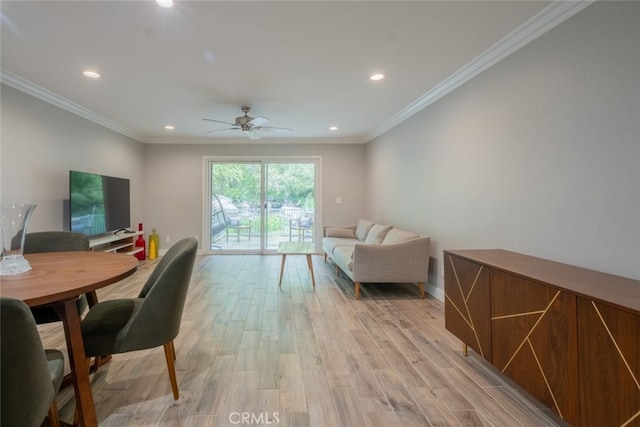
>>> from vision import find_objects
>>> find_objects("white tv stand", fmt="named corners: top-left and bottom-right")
top-left (89, 231), bottom-right (144, 257)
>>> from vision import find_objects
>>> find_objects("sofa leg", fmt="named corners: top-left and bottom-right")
top-left (418, 282), bottom-right (425, 299)
top-left (355, 282), bottom-right (361, 300)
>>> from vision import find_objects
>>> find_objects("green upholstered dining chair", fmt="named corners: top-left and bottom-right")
top-left (1, 297), bottom-right (65, 427)
top-left (24, 231), bottom-right (91, 323)
top-left (80, 237), bottom-right (198, 400)
top-left (24, 231), bottom-right (90, 254)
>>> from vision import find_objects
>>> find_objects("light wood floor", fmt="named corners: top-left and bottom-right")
top-left (39, 254), bottom-right (568, 427)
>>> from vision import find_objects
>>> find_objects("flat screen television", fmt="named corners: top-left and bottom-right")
top-left (69, 170), bottom-right (131, 236)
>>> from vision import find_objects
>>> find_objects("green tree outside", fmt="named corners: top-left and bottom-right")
top-left (211, 163), bottom-right (315, 209)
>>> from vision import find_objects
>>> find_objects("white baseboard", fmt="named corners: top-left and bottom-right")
top-left (425, 282), bottom-right (444, 302)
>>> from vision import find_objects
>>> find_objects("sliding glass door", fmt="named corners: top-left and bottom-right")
top-left (204, 157), bottom-right (320, 254)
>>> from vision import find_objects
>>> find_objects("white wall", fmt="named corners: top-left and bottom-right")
top-left (0, 84), bottom-right (366, 246)
top-left (365, 1), bottom-right (640, 298)
top-left (0, 84), bottom-right (145, 232)
top-left (143, 142), bottom-right (366, 248)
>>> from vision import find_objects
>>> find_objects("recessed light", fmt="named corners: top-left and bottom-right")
top-left (164, 125), bottom-right (175, 130)
top-left (156, 0), bottom-right (174, 8)
top-left (82, 70), bottom-right (100, 79)
top-left (370, 73), bottom-right (385, 81)
top-left (329, 126), bottom-right (338, 131)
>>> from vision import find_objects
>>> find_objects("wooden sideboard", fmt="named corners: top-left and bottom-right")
top-left (444, 249), bottom-right (639, 427)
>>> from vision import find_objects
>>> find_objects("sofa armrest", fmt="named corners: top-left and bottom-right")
top-left (352, 237), bottom-right (430, 283)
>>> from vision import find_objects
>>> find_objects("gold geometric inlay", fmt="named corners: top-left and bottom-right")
top-left (464, 264), bottom-right (484, 305)
top-left (527, 339), bottom-right (563, 419)
top-left (592, 301), bottom-right (640, 392)
top-left (622, 410), bottom-right (640, 427)
top-left (491, 310), bottom-right (545, 321)
top-left (447, 255), bottom-right (485, 358)
top-left (501, 290), bottom-right (560, 372)
top-left (445, 294), bottom-right (474, 330)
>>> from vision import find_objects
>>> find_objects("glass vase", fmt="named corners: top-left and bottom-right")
top-left (0, 203), bottom-right (37, 275)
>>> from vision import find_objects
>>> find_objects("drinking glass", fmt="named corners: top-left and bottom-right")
top-left (0, 203), bottom-right (37, 275)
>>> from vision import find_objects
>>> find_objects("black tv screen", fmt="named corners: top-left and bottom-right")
top-left (69, 170), bottom-right (131, 236)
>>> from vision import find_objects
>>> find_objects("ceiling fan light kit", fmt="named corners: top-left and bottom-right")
top-left (203, 106), bottom-right (292, 140)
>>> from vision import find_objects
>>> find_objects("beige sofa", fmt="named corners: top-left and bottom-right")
top-left (322, 219), bottom-right (431, 299)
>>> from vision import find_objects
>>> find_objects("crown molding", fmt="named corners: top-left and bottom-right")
top-left (366, 0), bottom-right (595, 142)
top-left (147, 136), bottom-right (367, 145)
top-left (0, 69), bottom-right (143, 142)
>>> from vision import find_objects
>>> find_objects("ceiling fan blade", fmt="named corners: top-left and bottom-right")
top-left (258, 126), bottom-right (294, 132)
top-left (248, 116), bottom-right (269, 127)
top-left (207, 127), bottom-right (239, 134)
top-left (203, 118), bottom-right (235, 126)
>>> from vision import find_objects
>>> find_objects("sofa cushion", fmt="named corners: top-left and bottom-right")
top-left (333, 246), bottom-right (354, 272)
top-left (322, 237), bottom-right (357, 256)
top-left (355, 219), bottom-right (376, 241)
top-left (364, 224), bottom-right (392, 244)
top-left (325, 227), bottom-right (356, 238)
top-left (382, 228), bottom-right (419, 244)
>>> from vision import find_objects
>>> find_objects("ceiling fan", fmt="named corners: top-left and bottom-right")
top-left (203, 106), bottom-right (292, 140)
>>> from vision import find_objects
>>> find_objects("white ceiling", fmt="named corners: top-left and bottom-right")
top-left (1, 1), bottom-right (588, 144)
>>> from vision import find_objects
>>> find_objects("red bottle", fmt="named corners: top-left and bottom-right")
top-left (135, 223), bottom-right (146, 260)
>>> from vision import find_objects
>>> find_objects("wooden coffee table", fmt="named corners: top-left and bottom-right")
top-left (277, 241), bottom-right (316, 288)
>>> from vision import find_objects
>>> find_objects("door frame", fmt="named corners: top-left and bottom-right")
top-left (202, 155), bottom-right (323, 255)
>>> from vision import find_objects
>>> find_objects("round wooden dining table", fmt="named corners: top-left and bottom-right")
top-left (0, 251), bottom-right (138, 427)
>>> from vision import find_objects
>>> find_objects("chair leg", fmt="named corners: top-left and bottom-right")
top-left (48, 401), bottom-right (61, 427)
top-left (170, 340), bottom-right (176, 361)
top-left (93, 356), bottom-right (102, 372)
top-left (163, 341), bottom-right (180, 400)
top-left (86, 355), bottom-right (112, 377)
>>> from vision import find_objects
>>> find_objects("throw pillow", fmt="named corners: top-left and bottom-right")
top-left (382, 228), bottom-right (419, 244)
top-left (325, 227), bottom-right (356, 238)
top-left (364, 224), bottom-right (392, 244)
top-left (355, 219), bottom-right (376, 241)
